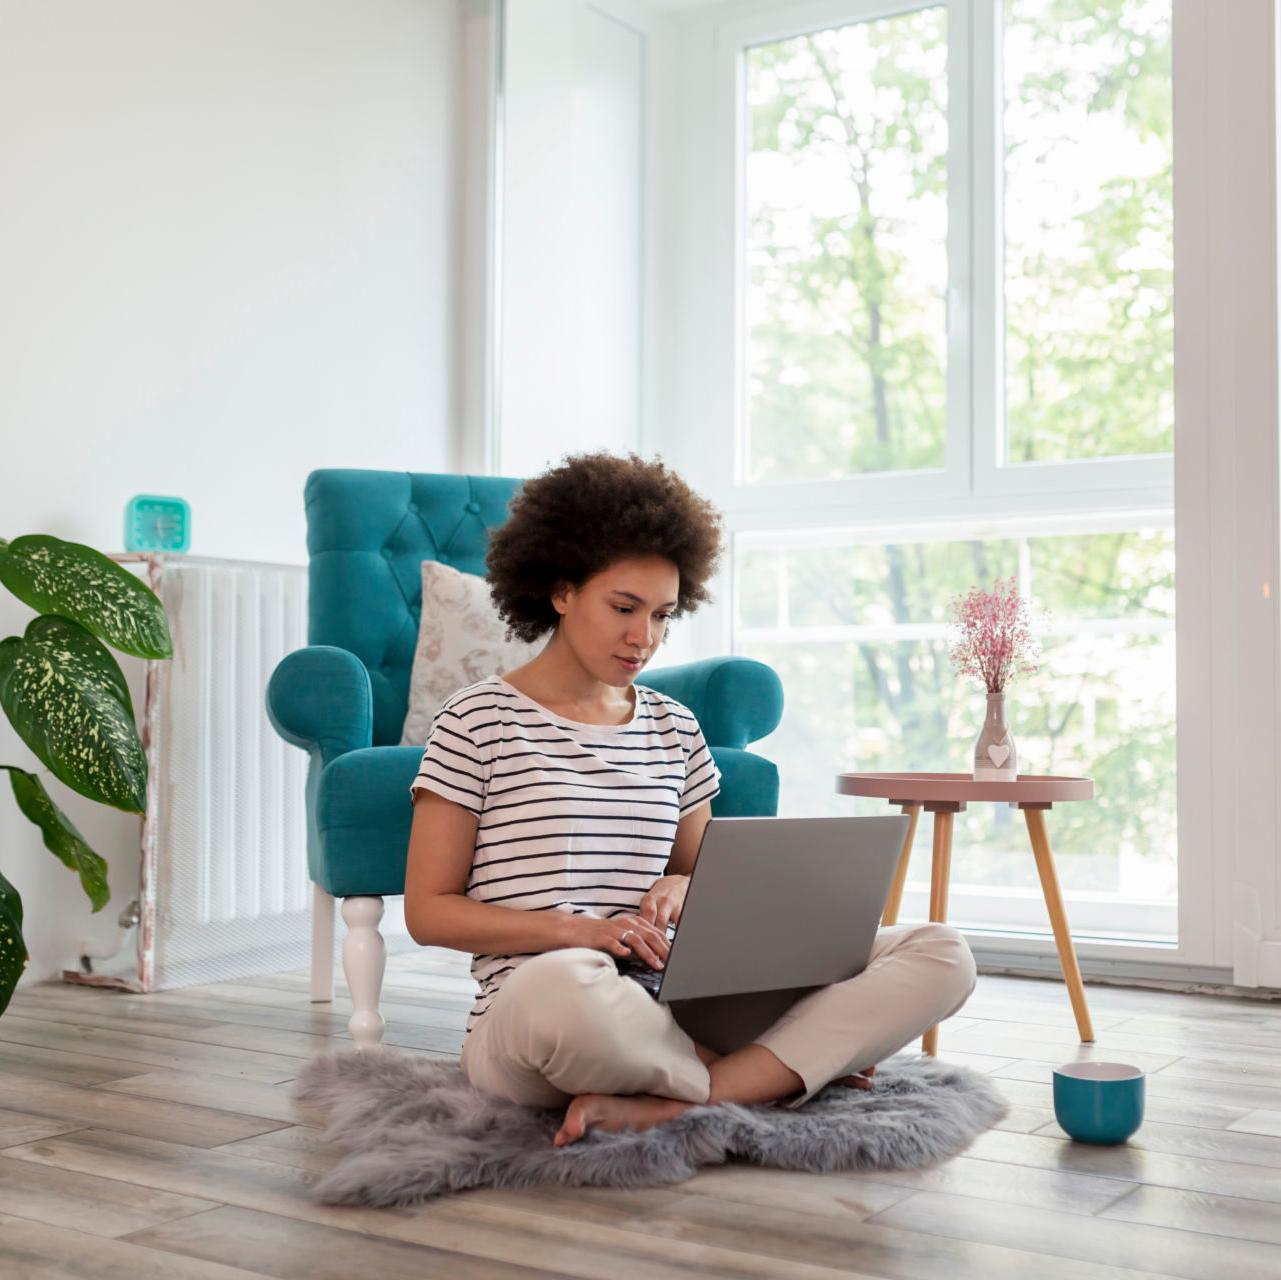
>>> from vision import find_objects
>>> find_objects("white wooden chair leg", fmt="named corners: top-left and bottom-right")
top-left (310, 883), bottom-right (335, 1003)
top-left (341, 895), bottom-right (386, 1050)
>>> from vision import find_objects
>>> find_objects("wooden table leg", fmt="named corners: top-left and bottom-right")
top-left (881, 803), bottom-right (920, 926)
top-left (921, 809), bottom-right (954, 1056)
top-left (1023, 806), bottom-right (1095, 1043)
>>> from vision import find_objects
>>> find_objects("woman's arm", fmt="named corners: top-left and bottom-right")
top-left (403, 791), bottom-right (669, 966)
top-left (665, 800), bottom-right (713, 877)
top-left (637, 800), bottom-right (714, 929)
top-left (403, 790), bottom-right (572, 953)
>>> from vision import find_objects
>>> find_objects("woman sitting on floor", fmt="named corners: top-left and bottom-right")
top-left (403, 451), bottom-right (977, 1147)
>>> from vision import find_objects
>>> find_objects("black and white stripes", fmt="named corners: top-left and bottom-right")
top-left (409, 677), bottom-right (721, 1032)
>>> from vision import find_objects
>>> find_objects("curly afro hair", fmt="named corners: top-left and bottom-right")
top-left (486, 452), bottom-right (724, 644)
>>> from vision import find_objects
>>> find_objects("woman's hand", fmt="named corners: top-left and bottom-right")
top-left (569, 914), bottom-right (670, 970)
top-left (637, 874), bottom-right (689, 931)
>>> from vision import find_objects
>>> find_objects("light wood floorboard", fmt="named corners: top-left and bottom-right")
top-left (2, 953), bottom-right (1279, 1278)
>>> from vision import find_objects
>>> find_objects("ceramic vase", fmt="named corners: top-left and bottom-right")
top-left (973, 690), bottom-right (1017, 782)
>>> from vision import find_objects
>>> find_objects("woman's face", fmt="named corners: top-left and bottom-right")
top-left (552, 555), bottom-right (680, 685)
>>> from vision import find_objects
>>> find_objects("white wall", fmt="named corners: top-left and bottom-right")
top-left (495, 0), bottom-right (712, 666)
top-left (1, 0), bottom-right (464, 983)
top-left (497, 0), bottom-right (653, 476)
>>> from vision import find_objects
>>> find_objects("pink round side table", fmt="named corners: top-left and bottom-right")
top-left (836, 772), bottom-right (1096, 1057)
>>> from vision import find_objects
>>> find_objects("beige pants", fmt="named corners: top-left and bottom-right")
top-left (460, 922), bottom-right (978, 1109)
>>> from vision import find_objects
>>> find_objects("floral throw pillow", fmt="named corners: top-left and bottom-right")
top-left (399, 560), bottom-right (541, 746)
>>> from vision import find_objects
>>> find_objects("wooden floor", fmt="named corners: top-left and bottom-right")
top-left (3, 952), bottom-right (1281, 1280)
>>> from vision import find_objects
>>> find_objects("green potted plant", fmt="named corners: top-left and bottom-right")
top-left (0, 536), bottom-right (172, 1016)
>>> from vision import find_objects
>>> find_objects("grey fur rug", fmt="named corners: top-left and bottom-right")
top-left (291, 1049), bottom-right (1008, 1206)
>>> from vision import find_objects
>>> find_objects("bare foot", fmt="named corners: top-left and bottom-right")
top-left (553, 1093), bottom-right (693, 1147)
top-left (693, 1041), bottom-right (722, 1068)
top-left (832, 1066), bottom-right (877, 1091)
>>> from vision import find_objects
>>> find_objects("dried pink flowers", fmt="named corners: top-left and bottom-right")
top-left (949, 576), bottom-right (1042, 693)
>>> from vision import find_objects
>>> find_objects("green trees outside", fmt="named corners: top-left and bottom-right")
top-left (745, 5), bottom-right (949, 481)
top-left (1003, 0), bottom-right (1172, 462)
top-left (737, 1), bottom-right (1175, 905)
top-left (736, 530), bottom-right (1174, 898)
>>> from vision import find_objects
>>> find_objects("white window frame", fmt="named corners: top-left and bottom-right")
top-left (696, 0), bottom-right (1175, 529)
top-left (657, 0), bottom-right (1255, 982)
top-left (968, 0), bottom-right (1175, 500)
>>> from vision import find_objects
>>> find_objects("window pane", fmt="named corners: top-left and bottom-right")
top-left (744, 8), bottom-right (948, 483)
top-left (733, 528), bottom-right (1176, 929)
top-left (1004, 0), bottom-right (1173, 463)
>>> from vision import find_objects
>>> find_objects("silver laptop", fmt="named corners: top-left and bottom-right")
top-left (619, 814), bottom-right (909, 1054)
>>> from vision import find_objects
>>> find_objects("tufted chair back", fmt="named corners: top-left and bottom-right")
top-left (305, 469), bottom-right (521, 747)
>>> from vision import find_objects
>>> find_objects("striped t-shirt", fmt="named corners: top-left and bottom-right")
top-left (408, 675), bottom-right (722, 1034)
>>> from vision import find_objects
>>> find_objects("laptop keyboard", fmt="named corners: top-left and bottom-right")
top-left (618, 964), bottom-right (663, 999)
top-left (613, 922), bottom-right (676, 999)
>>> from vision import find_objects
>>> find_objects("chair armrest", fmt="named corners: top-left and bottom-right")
top-left (642, 656), bottom-right (783, 748)
top-left (709, 746), bottom-right (780, 816)
top-left (266, 645), bottom-right (373, 767)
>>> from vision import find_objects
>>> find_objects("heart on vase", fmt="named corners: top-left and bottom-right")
top-left (987, 744), bottom-right (1010, 767)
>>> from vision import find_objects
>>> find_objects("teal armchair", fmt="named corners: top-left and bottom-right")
top-left (266, 469), bottom-right (784, 1046)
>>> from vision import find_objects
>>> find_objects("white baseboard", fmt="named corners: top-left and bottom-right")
top-left (972, 945), bottom-right (1280, 1000)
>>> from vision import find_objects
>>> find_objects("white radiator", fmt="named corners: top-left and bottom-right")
top-left (149, 555), bottom-right (312, 987)
top-left (67, 554), bottom-right (314, 991)
top-left (62, 552), bottom-right (420, 995)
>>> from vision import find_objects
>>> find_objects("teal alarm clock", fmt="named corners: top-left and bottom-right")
top-left (125, 495), bottom-right (191, 553)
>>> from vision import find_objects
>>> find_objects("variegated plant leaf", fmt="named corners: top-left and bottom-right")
top-left (7, 767), bottom-right (110, 911)
top-left (0, 616), bottom-right (147, 813)
top-left (0, 867), bottom-right (27, 1016)
top-left (2, 611), bottom-right (135, 721)
top-left (0, 535), bottom-right (172, 660)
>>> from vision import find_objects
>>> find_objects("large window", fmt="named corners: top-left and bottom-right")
top-left (735, 522), bottom-right (1176, 937)
top-left (1003, 0), bottom-right (1173, 463)
top-left (745, 6), bottom-right (949, 481)
top-left (731, 0), bottom-right (1175, 940)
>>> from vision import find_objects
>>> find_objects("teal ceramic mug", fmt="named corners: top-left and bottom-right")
top-left (1052, 1062), bottom-right (1145, 1144)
